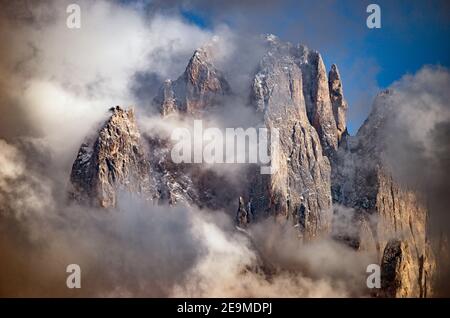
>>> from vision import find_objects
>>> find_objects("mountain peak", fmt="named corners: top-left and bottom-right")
top-left (154, 45), bottom-right (231, 116)
top-left (328, 63), bottom-right (348, 142)
top-left (69, 106), bottom-right (158, 207)
top-left (264, 33), bottom-right (279, 43)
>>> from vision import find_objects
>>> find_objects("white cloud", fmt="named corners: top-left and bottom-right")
top-left (0, 0), bottom-right (224, 164)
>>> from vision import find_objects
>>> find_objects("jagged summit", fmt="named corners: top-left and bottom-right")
top-left (250, 37), bottom-right (335, 239)
top-left (154, 42), bottom-right (231, 117)
top-left (261, 33), bottom-right (311, 56)
top-left (69, 106), bottom-right (158, 208)
top-left (328, 63), bottom-right (348, 143)
top-left (255, 36), bottom-right (343, 157)
top-left (330, 88), bottom-right (435, 297)
top-left (356, 88), bottom-right (395, 142)
top-left (264, 33), bottom-right (279, 42)
top-left (68, 36), bottom-right (436, 297)
top-left (153, 35), bottom-right (347, 239)
top-left (156, 35), bottom-right (345, 157)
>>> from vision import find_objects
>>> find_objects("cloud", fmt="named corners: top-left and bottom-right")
top-left (0, 0), bottom-right (218, 163)
top-left (1, 0), bottom-right (447, 298)
top-left (373, 66), bottom-right (450, 295)
top-left (0, 135), bottom-right (373, 297)
top-left (344, 57), bottom-right (381, 134)
top-left (380, 66), bottom-right (450, 235)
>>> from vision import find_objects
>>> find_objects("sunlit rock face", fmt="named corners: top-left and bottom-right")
top-left (69, 36), bottom-right (436, 297)
top-left (70, 36), bottom-right (343, 238)
top-left (69, 106), bottom-right (159, 208)
top-left (151, 45), bottom-right (240, 209)
top-left (332, 90), bottom-right (435, 297)
top-left (248, 35), bottom-right (334, 239)
top-left (328, 64), bottom-right (348, 144)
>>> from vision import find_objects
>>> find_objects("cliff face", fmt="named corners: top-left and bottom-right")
top-left (294, 45), bottom-right (339, 157)
top-left (248, 36), bottom-right (335, 239)
top-left (332, 90), bottom-right (435, 297)
top-left (154, 47), bottom-right (231, 116)
top-left (69, 106), bottom-right (159, 208)
top-left (69, 106), bottom-right (203, 208)
top-left (70, 47), bottom-right (241, 211)
top-left (152, 47), bottom-right (243, 210)
top-left (69, 36), bottom-right (436, 297)
top-left (328, 64), bottom-right (348, 143)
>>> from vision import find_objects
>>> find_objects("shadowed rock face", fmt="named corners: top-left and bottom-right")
top-left (236, 196), bottom-right (250, 228)
top-left (376, 172), bottom-right (434, 297)
top-left (380, 239), bottom-right (432, 298)
top-left (69, 106), bottom-right (204, 208)
top-left (153, 43), bottom-right (245, 211)
top-left (69, 106), bottom-right (159, 208)
top-left (332, 90), bottom-right (435, 297)
top-left (304, 52), bottom-right (339, 157)
top-left (69, 36), bottom-right (437, 297)
top-left (154, 47), bottom-right (231, 117)
top-left (328, 64), bottom-right (348, 143)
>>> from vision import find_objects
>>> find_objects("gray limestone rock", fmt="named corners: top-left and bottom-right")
top-left (69, 106), bottom-right (159, 208)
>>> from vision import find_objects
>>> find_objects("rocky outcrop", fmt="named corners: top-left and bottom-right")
top-left (236, 196), bottom-right (250, 228)
top-left (70, 105), bottom-right (204, 208)
top-left (150, 36), bottom-right (352, 241)
top-left (328, 64), bottom-right (348, 143)
top-left (380, 238), bottom-right (431, 297)
top-left (154, 47), bottom-right (231, 116)
top-left (332, 90), bottom-right (435, 297)
top-left (69, 106), bottom-right (159, 208)
top-left (68, 35), bottom-right (437, 297)
top-left (248, 36), bottom-right (333, 239)
top-left (289, 42), bottom-right (339, 157)
top-left (157, 80), bottom-right (178, 117)
top-left (145, 136), bottom-right (199, 206)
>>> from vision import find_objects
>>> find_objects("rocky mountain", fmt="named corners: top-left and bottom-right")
top-left (151, 45), bottom-right (246, 210)
top-left (332, 89), bottom-right (435, 297)
top-left (71, 47), bottom-right (240, 210)
top-left (154, 46), bottom-right (231, 117)
top-left (246, 35), bottom-right (336, 239)
top-left (69, 106), bottom-right (159, 208)
top-left (69, 36), bottom-right (436, 297)
top-left (328, 64), bottom-right (348, 144)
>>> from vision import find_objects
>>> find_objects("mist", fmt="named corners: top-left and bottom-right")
top-left (0, 0), bottom-right (448, 298)
top-left (0, 147), bottom-right (374, 297)
top-left (377, 66), bottom-right (450, 295)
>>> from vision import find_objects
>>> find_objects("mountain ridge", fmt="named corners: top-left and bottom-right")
top-left (68, 36), bottom-right (436, 297)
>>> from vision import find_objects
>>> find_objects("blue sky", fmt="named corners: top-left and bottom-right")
top-left (126, 0), bottom-right (450, 133)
